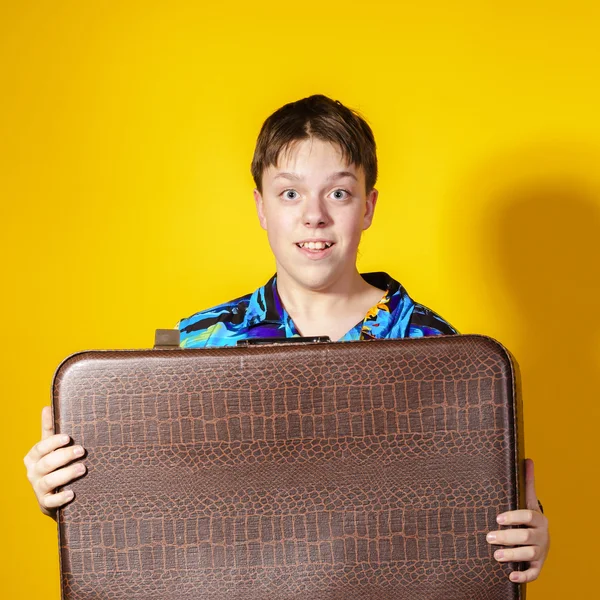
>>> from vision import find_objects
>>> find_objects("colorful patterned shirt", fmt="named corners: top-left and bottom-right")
top-left (177, 272), bottom-right (457, 348)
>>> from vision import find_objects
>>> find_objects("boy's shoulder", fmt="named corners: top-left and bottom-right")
top-left (176, 291), bottom-right (255, 348)
top-left (408, 303), bottom-right (458, 337)
top-left (361, 272), bottom-right (458, 338)
top-left (176, 275), bottom-right (281, 348)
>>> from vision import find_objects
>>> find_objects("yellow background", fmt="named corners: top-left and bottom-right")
top-left (2, 1), bottom-right (599, 597)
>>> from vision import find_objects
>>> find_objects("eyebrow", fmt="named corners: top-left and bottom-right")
top-left (272, 170), bottom-right (358, 182)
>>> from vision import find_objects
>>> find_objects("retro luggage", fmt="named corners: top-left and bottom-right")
top-left (53, 334), bottom-right (524, 599)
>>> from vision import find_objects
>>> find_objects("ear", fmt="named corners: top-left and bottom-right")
top-left (362, 188), bottom-right (379, 230)
top-left (253, 188), bottom-right (268, 231)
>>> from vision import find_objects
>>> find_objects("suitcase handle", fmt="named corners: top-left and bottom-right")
top-left (236, 336), bottom-right (331, 347)
top-left (153, 330), bottom-right (331, 349)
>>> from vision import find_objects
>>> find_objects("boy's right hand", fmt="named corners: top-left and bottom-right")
top-left (23, 406), bottom-right (86, 520)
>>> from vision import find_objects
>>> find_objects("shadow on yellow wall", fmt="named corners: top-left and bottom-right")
top-left (451, 144), bottom-right (600, 596)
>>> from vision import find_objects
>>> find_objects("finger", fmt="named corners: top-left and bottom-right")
top-left (32, 445), bottom-right (85, 479)
top-left (495, 508), bottom-right (545, 527)
top-left (37, 462), bottom-right (87, 495)
top-left (509, 562), bottom-right (542, 583)
top-left (41, 406), bottom-right (54, 441)
top-left (524, 458), bottom-right (540, 511)
top-left (487, 527), bottom-right (540, 547)
top-left (24, 433), bottom-right (72, 468)
top-left (40, 489), bottom-right (75, 510)
top-left (494, 545), bottom-right (540, 563)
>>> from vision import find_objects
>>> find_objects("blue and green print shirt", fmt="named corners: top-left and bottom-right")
top-left (177, 272), bottom-right (457, 348)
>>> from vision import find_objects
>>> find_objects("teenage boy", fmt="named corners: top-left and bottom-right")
top-left (24, 94), bottom-right (549, 583)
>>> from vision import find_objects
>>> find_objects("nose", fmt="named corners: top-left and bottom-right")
top-left (302, 194), bottom-right (329, 228)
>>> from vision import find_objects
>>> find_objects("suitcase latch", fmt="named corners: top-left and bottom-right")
top-left (153, 329), bottom-right (181, 349)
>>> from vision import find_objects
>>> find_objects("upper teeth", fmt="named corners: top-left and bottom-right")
top-left (299, 241), bottom-right (332, 250)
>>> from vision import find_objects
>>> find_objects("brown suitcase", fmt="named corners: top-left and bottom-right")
top-left (53, 334), bottom-right (525, 599)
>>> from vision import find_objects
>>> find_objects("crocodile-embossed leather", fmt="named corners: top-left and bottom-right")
top-left (53, 334), bottom-right (524, 599)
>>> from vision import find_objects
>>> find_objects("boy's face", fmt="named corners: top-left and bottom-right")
top-left (253, 137), bottom-right (378, 292)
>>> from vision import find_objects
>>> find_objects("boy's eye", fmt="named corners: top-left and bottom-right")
top-left (331, 189), bottom-right (350, 200)
top-left (282, 189), bottom-right (299, 200)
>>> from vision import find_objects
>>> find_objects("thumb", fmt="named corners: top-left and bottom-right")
top-left (524, 458), bottom-right (540, 511)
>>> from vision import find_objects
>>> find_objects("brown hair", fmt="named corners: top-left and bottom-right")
top-left (251, 94), bottom-right (377, 194)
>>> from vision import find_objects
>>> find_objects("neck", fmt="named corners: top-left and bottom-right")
top-left (275, 267), bottom-right (375, 320)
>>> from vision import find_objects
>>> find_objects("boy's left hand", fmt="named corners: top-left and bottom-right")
top-left (486, 458), bottom-right (550, 583)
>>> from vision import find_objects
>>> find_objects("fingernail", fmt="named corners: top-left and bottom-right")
top-left (75, 463), bottom-right (86, 475)
top-left (64, 490), bottom-right (74, 500)
top-left (495, 550), bottom-right (504, 560)
top-left (73, 446), bottom-right (84, 457)
top-left (496, 514), bottom-right (507, 524)
top-left (486, 533), bottom-right (497, 542)
top-left (61, 434), bottom-right (70, 444)
top-left (510, 572), bottom-right (521, 583)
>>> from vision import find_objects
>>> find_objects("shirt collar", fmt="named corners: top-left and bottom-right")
top-left (245, 274), bottom-right (280, 327)
top-left (245, 272), bottom-right (409, 339)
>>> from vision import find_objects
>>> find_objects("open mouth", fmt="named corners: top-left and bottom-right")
top-left (296, 241), bottom-right (334, 251)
